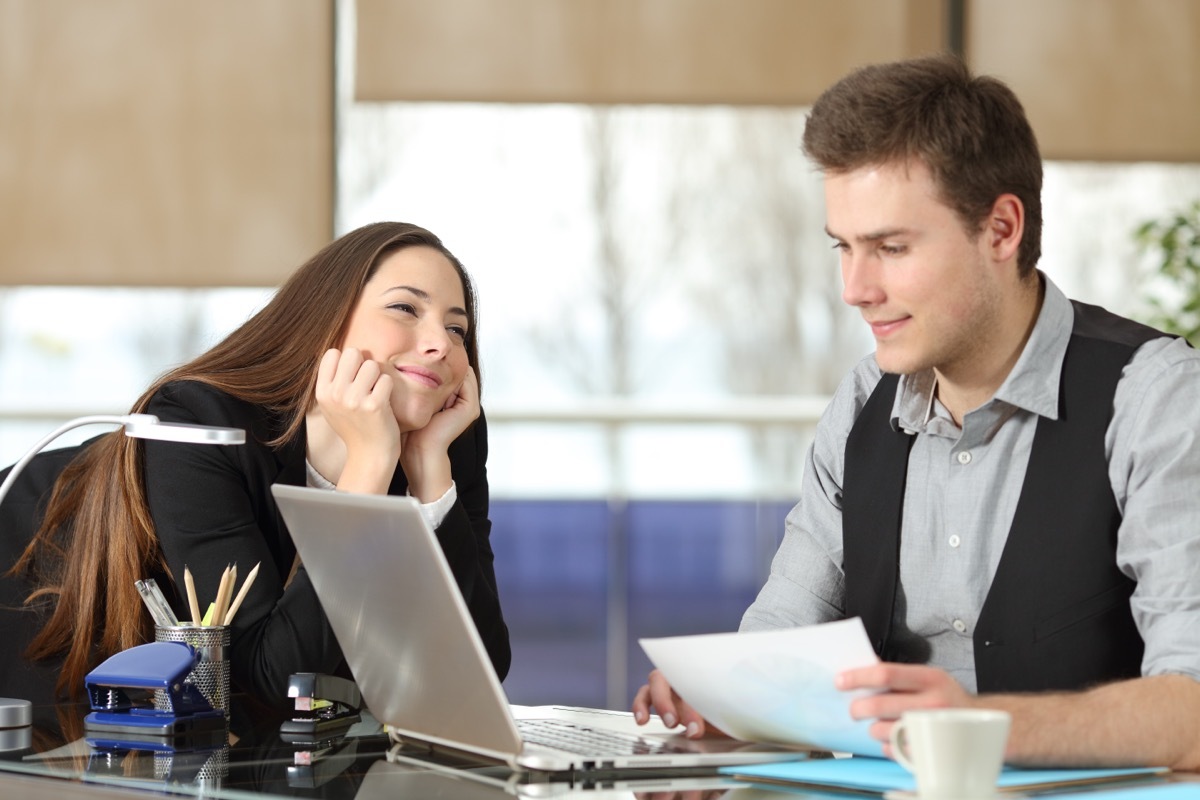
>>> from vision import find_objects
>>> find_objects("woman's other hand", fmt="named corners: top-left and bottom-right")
top-left (401, 369), bottom-right (480, 502)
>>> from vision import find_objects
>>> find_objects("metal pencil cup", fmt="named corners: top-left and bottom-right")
top-left (154, 625), bottom-right (231, 715)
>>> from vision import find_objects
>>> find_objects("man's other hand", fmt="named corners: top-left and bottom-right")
top-left (632, 669), bottom-right (713, 739)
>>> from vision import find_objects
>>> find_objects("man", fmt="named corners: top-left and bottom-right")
top-left (633, 54), bottom-right (1200, 768)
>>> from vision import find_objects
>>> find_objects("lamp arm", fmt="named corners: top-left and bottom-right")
top-left (0, 415), bottom-right (143, 511)
top-left (0, 413), bottom-right (244, 513)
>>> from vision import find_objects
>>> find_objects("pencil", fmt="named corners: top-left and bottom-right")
top-left (218, 563), bottom-right (237, 625)
top-left (211, 564), bottom-right (234, 627)
top-left (223, 561), bottom-right (260, 625)
top-left (184, 566), bottom-right (202, 626)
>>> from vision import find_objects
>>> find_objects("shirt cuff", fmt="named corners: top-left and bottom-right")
top-left (411, 482), bottom-right (457, 530)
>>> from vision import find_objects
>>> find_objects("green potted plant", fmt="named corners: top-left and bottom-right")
top-left (1135, 200), bottom-right (1200, 346)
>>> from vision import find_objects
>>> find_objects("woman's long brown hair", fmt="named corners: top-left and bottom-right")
top-left (10, 222), bottom-right (480, 699)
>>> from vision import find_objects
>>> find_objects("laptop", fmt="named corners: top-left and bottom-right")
top-left (271, 484), bottom-right (812, 775)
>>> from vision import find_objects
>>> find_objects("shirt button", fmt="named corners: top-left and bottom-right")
top-left (948, 534), bottom-right (961, 548)
top-left (956, 451), bottom-right (972, 465)
top-left (952, 619), bottom-right (967, 633)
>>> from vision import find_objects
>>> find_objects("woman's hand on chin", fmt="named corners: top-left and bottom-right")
top-left (314, 347), bottom-right (401, 493)
top-left (401, 369), bottom-right (480, 501)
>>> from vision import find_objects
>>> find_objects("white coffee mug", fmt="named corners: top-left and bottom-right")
top-left (889, 708), bottom-right (1011, 799)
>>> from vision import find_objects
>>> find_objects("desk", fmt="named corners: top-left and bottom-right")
top-left (0, 696), bottom-right (747, 800)
top-left (0, 698), bottom-right (1193, 800)
top-left (0, 695), bottom-right (391, 799)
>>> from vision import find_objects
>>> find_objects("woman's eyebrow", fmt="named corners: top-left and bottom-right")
top-left (386, 285), bottom-right (467, 318)
top-left (385, 284), bottom-right (428, 300)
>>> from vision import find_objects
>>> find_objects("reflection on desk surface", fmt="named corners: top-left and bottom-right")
top-left (0, 696), bottom-right (801, 800)
top-left (7, 697), bottom-right (1194, 800)
top-left (358, 759), bottom-right (864, 800)
top-left (2, 695), bottom-right (394, 798)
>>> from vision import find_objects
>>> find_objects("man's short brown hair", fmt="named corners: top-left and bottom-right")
top-left (803, 54), bottom-right (1043, 276)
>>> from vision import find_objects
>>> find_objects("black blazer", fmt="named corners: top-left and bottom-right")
top-left (0, 380), bottom-right (510, 707)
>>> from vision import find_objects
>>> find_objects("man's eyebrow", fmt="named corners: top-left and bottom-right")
top-left (386, 285), bottom-right (468, 318)
top-left (824, 226), bottom-right (913, 243)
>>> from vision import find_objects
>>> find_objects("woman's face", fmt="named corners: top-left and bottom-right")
top-left (339, 246), bottom-right (471, 432)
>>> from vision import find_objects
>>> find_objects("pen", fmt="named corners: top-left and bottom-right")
top-left (223, 561), bottom-right (260, 625)
top-left (134, 579), bottom-right (177, 627)
top-left (144, 578), bottom-right (180, 626)
top-left (184, 566), bottom-right (202, 626)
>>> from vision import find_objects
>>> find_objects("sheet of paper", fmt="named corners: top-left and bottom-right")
top-left (639, 617), bottom-right (882, 756)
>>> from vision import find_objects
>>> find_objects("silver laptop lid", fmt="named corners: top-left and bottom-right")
top-left (273, 484), bottom-right (813, 774)
top-left (271, 484), bottom-right (523, 762)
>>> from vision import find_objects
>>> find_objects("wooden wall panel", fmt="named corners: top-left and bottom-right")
top-left (5, 0), bottom-right (1191, 289)
top-left (357, 0), bottom-right (1200, 162)
top-left (0, 0), bottom-right (334, 286)
top-left (355, 0), bottom-right (946, 105)
top-left (968, 0), bottom-right (1200, 162)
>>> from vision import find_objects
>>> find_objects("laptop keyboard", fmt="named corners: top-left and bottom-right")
top-left (517, 719), bottom-right (688, 757)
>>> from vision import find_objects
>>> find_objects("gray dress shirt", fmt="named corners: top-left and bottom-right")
top-left (741, 275), bottom-right (1200, 693)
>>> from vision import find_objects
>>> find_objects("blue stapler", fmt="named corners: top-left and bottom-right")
top-left (83, 641), bottom-right (226, 741)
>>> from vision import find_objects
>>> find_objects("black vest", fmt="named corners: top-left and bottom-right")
top-left (842, 301), bottom-right (1167, 693)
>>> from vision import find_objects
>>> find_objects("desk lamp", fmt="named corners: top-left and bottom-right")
top-left (0, 413), bottom-right (245, 509)
top-left (0, 413), bottom-right (245, 734)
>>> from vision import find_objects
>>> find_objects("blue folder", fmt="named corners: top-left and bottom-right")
top-left (723, 757), bottom-right (1171, 795)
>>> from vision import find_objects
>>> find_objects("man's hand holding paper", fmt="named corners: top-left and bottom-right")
top-left (836, 661), bottom-right (976, 758)
top-left (635, 617), bottom-right (888, 756)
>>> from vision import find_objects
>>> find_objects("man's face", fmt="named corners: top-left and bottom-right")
top-left (825, 160), bottom-right (1002, 380)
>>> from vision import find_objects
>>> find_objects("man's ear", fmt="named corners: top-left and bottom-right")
top-left (986, 194), bottom-right (1024, 264)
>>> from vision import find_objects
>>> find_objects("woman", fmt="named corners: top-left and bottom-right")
top-left (0, 222), bottom-right (510, 707)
